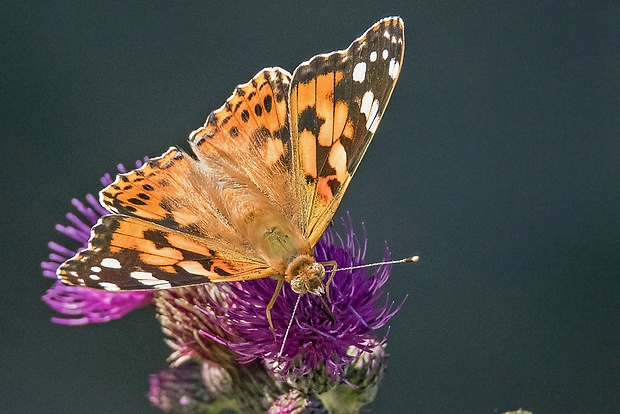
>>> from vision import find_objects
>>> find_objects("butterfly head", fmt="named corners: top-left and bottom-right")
top-left (286, 255), bottom-right (326, 296)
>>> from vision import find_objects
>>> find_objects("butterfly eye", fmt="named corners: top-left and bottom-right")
top-left (313, 263), bottom-right (326, 281)
top-left (290, 278), bottom-right (307, 294)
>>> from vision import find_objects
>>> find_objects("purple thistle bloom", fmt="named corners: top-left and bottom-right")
top-left (41, 159), bottom-right (153, 325)
top-left (221, 216), bottom-right (403, 380)
top-left (152, 216), bottom-right (405, 412)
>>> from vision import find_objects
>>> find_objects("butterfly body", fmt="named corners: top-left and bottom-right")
top-left (58, 17), bottom-right (405, 313)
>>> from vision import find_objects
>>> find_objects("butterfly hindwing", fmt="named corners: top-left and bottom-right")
top-left (58, 215), bottom-right (275, 291)
top-left (290, 17), bottom-right (405, 244)
top-left (100, 146), bottom-right (264, 262)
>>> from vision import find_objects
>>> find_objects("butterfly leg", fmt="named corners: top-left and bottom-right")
top-left (266, 279), bottom-right (284, 340)
top-left (321, 260), bottom-right (338, 303)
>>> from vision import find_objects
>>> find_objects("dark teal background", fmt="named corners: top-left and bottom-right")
top-left (2, 1), bottom-right (619, 413)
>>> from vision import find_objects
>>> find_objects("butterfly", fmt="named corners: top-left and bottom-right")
top-left (58, 17), bottom-right (405, 330)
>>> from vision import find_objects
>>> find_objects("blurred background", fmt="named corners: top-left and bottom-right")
top-left (2, 1), bottom-right (618, 412)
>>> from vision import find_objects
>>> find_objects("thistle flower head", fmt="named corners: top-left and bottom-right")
top-left (267, 390), bottom-right (327, 414)
top-left (152, 215), bottom-right (406, 412)
top-left (222, 217), bottom-right (403, 380)
top-left (148, 360), bottom-right (217, 413)
top-left (41, 159), bottom-right (153, 325)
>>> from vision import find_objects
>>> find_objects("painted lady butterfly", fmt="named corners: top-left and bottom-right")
top-left (58, 17), bottom-right (405, 329)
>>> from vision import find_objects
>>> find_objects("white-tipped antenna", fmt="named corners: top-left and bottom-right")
top-left (276, 294), bottom-right (302, 361)
top-left (334, 256), bottom-right (419, 272)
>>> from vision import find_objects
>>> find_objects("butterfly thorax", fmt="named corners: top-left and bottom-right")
top-left (203, 155), bottom-right (312, 273)
top-left (286, 255), bottom-right (326, 296)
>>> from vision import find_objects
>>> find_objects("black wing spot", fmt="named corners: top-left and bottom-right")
top-left (144, 229), bottom-right (172, 249)
top-left (298, 106), bottom-right (325, 137)
top-left (263, 94), bottom-right (272, 113)
top-left (241, 110), bottom-right (250, 123)
top-left (327, 177), bottom-right (341, 195)
top-left (128, 197), bottom-right (147, 206)
top-left (213, 266), bottom-right (232, 277)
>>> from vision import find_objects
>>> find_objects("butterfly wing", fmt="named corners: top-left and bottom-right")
top-left (59, 147), bottom-right (277, 289)
top-left (58, 215), bottom-right (275, 291)
top-left (289, 17), bottom-right (405, 244)
top-left (100, 146), bottom-right (261, 261)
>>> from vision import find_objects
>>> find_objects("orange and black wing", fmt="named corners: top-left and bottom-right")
top-left (58, 215), bottom-right (275, 291)
top-left (59, 147), bottom-right (276, 290)
top-left (289, 17), bottom-right (405, 244)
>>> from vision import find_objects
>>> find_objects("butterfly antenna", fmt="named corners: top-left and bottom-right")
top-left (276, 294), bottom-right (302, 362)
top-left (334, 255), bottom-right (419, 273)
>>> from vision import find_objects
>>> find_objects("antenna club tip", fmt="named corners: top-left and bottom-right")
top-left (405, 256), bottom-right (420, 262)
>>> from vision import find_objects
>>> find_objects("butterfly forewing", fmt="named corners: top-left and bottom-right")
top-left (290, 17), bottom-right (405, 245)
top-left (189, 68), bottom-right (299, 226)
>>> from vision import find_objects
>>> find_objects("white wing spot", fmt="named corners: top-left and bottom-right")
top-left (389, 58), bottom-right (400, 79)
top-left (365, 99), bottom-right (380, 131)
top-left (90, 266), bottom-right (101, 273)
top-left (370, 51), bottom-right (377, 62)
top-left (384, 30), bottom-right (391, 39)
top-left (360, 91), bottom-right (374, 120)
top-left (130, 271), bottom-right (154, 280)
top-left (101, 257), bottom-right (121, 269)
top-left (382, 49), bottom-right (389, 60)
top-left (353, 62), bottom-right (366, 83)
top-left (369, 114), bottom-right (382, 133)
top-left (89, 274), bottom-right (101, 281)
top-left (100, 282), bottom-right (120, 291)
top-left (131, 271), bottom-right (172, 289)
top-left (392, 35), bottom-right (398, 43)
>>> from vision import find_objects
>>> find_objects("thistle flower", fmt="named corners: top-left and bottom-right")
top-left (148, 360), bottom-right (217, 413)
top-left (319, 339), bottom-right (388, 413)
top-left (41, 159), bottom-right (153, 325)
top-left (226, 217), bottom-right (403, 381)
top-left (152, 216), bottom-right (405, 413)
top-left (267, 390), bottom-right (327, 414)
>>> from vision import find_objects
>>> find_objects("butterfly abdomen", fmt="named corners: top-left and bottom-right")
top-left (244, 211), bottom-right (311, 274)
